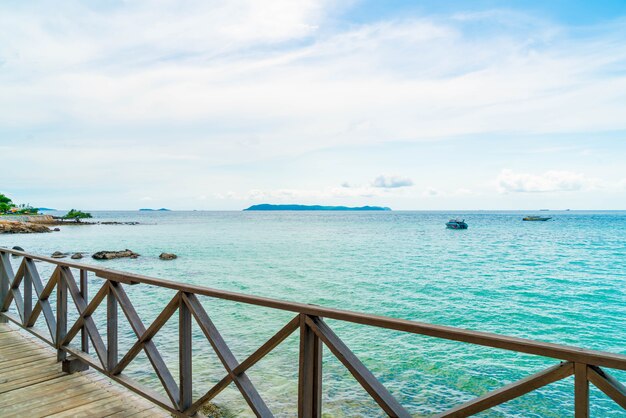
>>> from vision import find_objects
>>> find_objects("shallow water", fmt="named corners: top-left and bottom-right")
top-left (2, 211), bottom-right (625, 416)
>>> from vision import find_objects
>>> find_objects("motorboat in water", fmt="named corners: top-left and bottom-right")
top-left (446, 219), bottom-right (468, 229)
top-left (523, 216), bottom-right (551, 221)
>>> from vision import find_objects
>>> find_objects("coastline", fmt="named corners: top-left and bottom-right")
top-left (0, 220), bottom-right (51, 234)
top-left (0, 215), bottom-right (139, 234)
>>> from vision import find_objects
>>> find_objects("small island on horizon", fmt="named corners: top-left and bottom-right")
top-left (244, 204), bottom-right (392, 211)
top-left (139, 208), bottom-right (171, 211)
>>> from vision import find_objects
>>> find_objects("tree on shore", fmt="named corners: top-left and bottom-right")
top-left (0, 193), bottom-right (11, 205)
top-left (63, 209), bottom-right (93, 223)
top-left (0, 194), bottom-right (39, 215)
top-left (0, 193), bottom-right (13, 214)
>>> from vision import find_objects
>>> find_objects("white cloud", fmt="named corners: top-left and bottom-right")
top-left (371, 175), bottom-right (414, 189)
top-left (497, 169), bottom-right (589, 193)
top-left (2, 3), bottom-right (626, 145)
top-left (246, 186), bottom-right (380, 200)
top-left (1, 3), bottom-right (626, 209)
top-left (242, 180), bottom-right (422, 201)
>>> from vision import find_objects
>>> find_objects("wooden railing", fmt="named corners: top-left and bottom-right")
top-left (0, 247), bottom-right (625, 417)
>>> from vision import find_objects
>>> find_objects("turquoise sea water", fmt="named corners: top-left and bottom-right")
top-left (2, 211), bottom-right (625, 417)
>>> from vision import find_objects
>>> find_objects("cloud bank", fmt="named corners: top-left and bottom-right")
top-left (371, 175), bottom-right (414, 189)
top-left (497, 169), bottom-right (589, 193)
top-left (1, 2), bottom-right (625, 209)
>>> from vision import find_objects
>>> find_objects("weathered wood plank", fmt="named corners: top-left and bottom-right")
top-left (575, 362), bottom-right (589, 418)
top-left (1, 356), bottom-right (58, 374)
top-left (64, 346), bottom-right (176, 414)
top-left (2, 311), bottom-right (55, 346)
top-left (305, 315), bottom-right (411, 418)
top-left (3, 247), bottom-right (626, 418)
top-left (23, 259), bottom-right (32, 326)
top-left (109, 283), bottom-right (181, 408)
top-left (0, 369), bottom-right (66, 394)
top-left (186, 374), bottom-right (231, 415)
top-left (57, 266), bottom-right (68, 362)
top-left (179, 295), bottom-right (193, 411)
top-left (0, 341), bottom-right (47, 356)
top-left (184, 293), bottom-right (273, 417)
top-left (109, 405), bottom-right (165, 417)
top-left (0, 324), bottom-right (171, 417)
top-left (435, 362), bottom-right (574, 417)
top-left (62, 268), bottom-right (108, 366)
top-left (45, 395), bottom-right (131, 418)
top-left (0, 374), bottom-right (101, 407)
top-left (62, 281), bottom-right (108, 346)
top-left (80, 269), bottom-right (89, 353)
top-left (25, 260), bottom-right (57, 341)
top-left (107, 282), bottom-right (118, 371)
top-left (298, 314), bottom-right (322, 418)
top-left (588, 366), bottom-right (626, 410)
top-left (17, 390), bottom-right (120, 417)
top-left (0, 360), bottom-right (60, 383)
top-left (0, 252), bottom-right (17, 315)
top-left (0, 325), bottom-right (18, 333)
top-left (0, 252), bottom-right (11, 323)
top-left (5, 260), bottom-right (26, 322)
top-left (188, 315), bottom-right (299, 414)
top-left (6, 248), bottom-right (626, 371)
top-left (235, 314), bottom-right (300, 375)
top-left (1, 379), bottom-right (117, 414)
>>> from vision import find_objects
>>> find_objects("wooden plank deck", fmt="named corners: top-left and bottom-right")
top-left (0, 323), bottom-right (171, 418)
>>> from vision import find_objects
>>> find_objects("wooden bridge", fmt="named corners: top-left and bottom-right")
top-left (0, 247), bottom-right (625, 417)
top-left (0, 323), bottom-right (168, 417)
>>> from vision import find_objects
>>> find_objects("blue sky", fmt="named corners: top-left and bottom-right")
top-left (1, 1), bottom-right (625, 210)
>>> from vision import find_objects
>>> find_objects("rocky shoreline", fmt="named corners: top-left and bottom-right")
top-left (0, 215), bottom-right (140, 234)
top-left (0, 220), bottom-right (52, 234)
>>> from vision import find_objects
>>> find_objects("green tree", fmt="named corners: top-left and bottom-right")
top-left (0, 202), bottom-right (10, 214)
top-left (0, 194), bottom-right (13, 214)
top-left (63, 209), bottom-right (93, 223)
top-left (0, 193), bottom-right (13, 205)
top-left (17, 205), bottom-right (39, 215)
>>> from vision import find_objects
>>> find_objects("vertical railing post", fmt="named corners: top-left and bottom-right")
top-left (575, 363), bottom-right (589, 418)
top-left (179, 293), bottom-right (192, 412)
top-left (107, 282), bottom-right (118, 371)
top-left (56, 267), bottom-right (68, 362)
top-left (80, 269), bottom-right (89, 354)
top-left (0, 251), bottom-right (9, 323)
top-left (298, 314), bottom-right (322, 418)
top-left (23, 258), bottom-right (32, 327)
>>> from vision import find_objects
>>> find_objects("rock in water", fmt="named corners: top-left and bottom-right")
top-left (53, 228), bottom-right (60, 231)
top-left (11, 246), bottom-right (24, 257)
top-left (51, 251), bottom-right (66, 259)
top-left (92, 249), bottom-right (139, 260)
top-left (71, 253), bottom-right (83, 260)
top-left (0, 221), bottom-right (51, 234)
top-left (159, 253), bottom-right (177, 260)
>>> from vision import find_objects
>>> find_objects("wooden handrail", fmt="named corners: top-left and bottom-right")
top-left (0, 247), bottom-right (625, 417)
top-left (3, 248), bottom-right (626, 369)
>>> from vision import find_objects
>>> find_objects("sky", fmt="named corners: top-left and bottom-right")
top-left (1, 1), bottom-right (625, 210)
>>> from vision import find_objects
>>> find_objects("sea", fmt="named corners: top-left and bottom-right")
top-left (1, 210), bottom-right (625, 417)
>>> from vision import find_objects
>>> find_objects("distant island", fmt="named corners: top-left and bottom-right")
top-left (244, 204), bottom-right (391, 211)
top-left (139, 208), bottom-right (171, 211)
